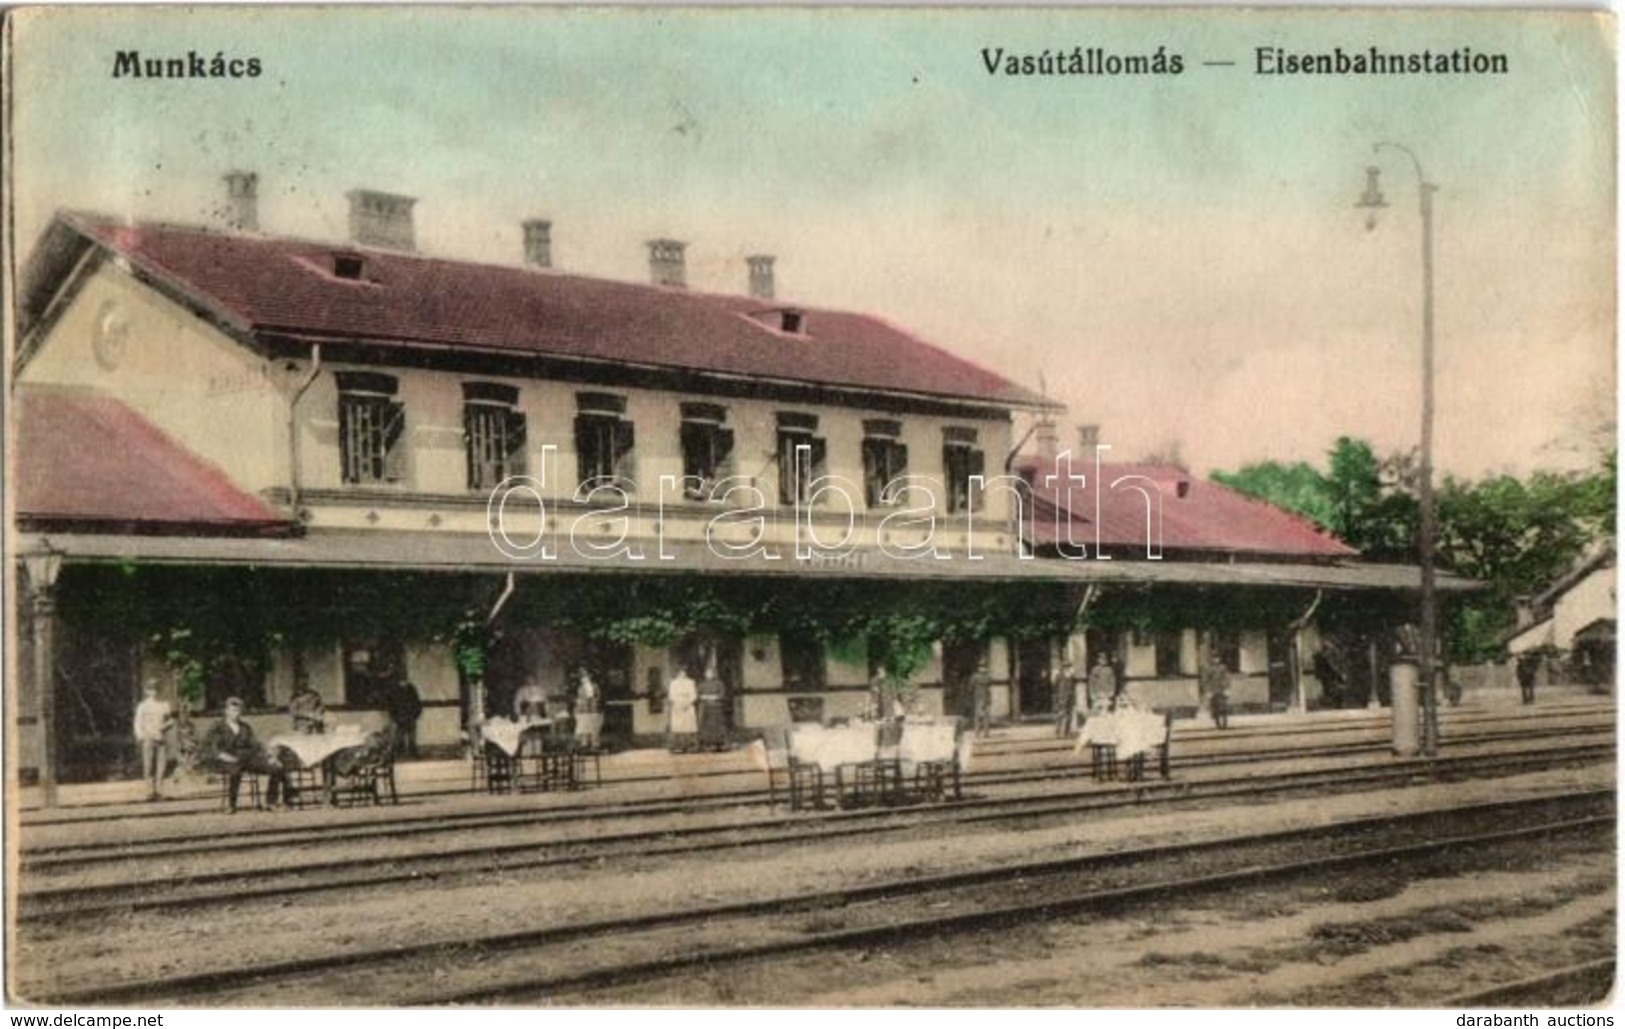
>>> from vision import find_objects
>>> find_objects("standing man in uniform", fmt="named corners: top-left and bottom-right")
top-left (388, 679), bottom-right (423, 758)
top-left (1516, 653), bottom-right (1540, 705)
top-left (1053, 660), bottom-right (1077, 737)
top-left (1201, 650), bottom-right (1232, 729)
top-left (1087, 652), bottom-right (1118, 712)
top-left (971, 662), bottom-right (993, 738)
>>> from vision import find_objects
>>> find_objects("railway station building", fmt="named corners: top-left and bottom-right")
top-left (10, 178), bottom-right (1468, 788)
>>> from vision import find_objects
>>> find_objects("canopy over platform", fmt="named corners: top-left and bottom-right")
top-left (15, 529), bottom-right (1481, 594)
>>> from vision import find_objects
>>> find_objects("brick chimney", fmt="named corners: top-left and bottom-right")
top-left (347, 189), bottom-right (417, 251)
top-left (522, 219), bottom-right (552, 268)
top-left (747, 254), bottom-right (775, 300)
top-left (648, 239), bottom-right (686, 288)
top-left (222, 170), bottom-right (258, 232)
top-left (1076, 424), bottom-right (1101, 451)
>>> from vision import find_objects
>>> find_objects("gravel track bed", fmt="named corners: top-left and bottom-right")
top-left (14, 763), bottom-right (1610, 1005)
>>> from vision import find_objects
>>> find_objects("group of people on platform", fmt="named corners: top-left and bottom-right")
top-left (1048, 651), bottom-right (1233, 735)
top-left (132, 676), bottom-right (421, 811)
top-left (666, 657), bottom-right (729, 753)
top-left (500, 668), bottom-right (603, 750)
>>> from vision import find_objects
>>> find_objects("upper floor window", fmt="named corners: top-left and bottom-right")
top-left (679, 402), bottom-right (735, 500)
top-left (861, 419), bottom-right (909, 508)
top-left (943, 426), bottom-right (986, 514)
top-left (575, 392), bottom-right (635, 488)
top-left (337, 371), bottom-right (406, 485)
top-left (464, 382), bottom-right (527, 491)
top-left (776, 412), bottom-right (827, 506)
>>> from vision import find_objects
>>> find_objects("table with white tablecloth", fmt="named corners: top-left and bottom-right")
top-left (266, 725), bottom-right (371, 806)
top-left (268, 725), bottom-right (368, 769)
top-left (1074, 709), bottom-right (1169, 780)
top-left (480, 717), bottom-right (552, 758)
top-left (480, 717), bottom-right (575, 791)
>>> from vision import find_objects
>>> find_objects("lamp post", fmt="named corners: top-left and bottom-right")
top-left (1356, 143), bottom-right (1440, 758)
top-left (23, 539), bottom-right (64, 806)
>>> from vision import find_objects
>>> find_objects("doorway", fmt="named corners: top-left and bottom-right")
top-left (1013, 638), bottom-right (1053, 718)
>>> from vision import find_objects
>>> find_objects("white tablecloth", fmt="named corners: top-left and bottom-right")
top-left (897, 722), bottom-right (958, 765)
top-left (481, 717), bottom-right (552, 757)
top-left (789, 724), bottom-right (880, 773)
top-left (1075, 710), bottom-right (1166, 760)
top-left (268, 725), bottom-right (367, 768)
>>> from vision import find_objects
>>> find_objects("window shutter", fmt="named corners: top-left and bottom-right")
top-left (862, 438), bottom-right (882, 506)
top-left (381, 401), bottom-right (407, 483)
top-left (968, 449), bottom-right (986, 512)
top-left (680, 422), bottom-right (704, 482)
top-left (463, 408), bottom-right (479, 490)
top-left (714, 427), bottom-right (735, 474)
top-left (777, 433), bottom-right (797, 505)
top-left (809, 437), bottom-right (827, 476)
top-left (506, 410), bottom-right (528, 477)
top-left (613, 418), bottom-right (636, 482)
top-left (574, 415), bottom-right (597, 483)
top-left (894, 442), bottom-right (909, 478)
top-left (339, 398), bottom-right (358, 484)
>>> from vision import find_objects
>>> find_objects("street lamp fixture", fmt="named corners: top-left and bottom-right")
top-left (1356, 143), bottom-right (1441, 759)
top-left (23, 539), bottom-right (63, 594)
top-left (1356, 166), bottom-right (1388, 230)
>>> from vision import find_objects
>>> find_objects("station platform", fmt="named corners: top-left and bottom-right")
top-left (13, 691), bottom-right (1612, 827)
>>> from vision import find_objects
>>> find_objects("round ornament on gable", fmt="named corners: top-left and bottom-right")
top-left (93, 301), bottom-right (130, 371)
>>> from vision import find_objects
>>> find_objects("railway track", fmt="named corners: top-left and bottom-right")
top-left (33, 788), bottom-right (1612, 1006)
top-left (1445, 958), bottom-right (1617, 1006)
top-left (15, 734), bottom-right (1614, 924)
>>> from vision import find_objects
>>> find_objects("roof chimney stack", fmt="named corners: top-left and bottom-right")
top-left (648, 239), bottom-right (687, 288)
top-left (522, 219), bottom-right (553, 269)
top-left (222, 170), bottom-right (258, 232)
top-left (1035, 414), bottom-right (1060, 460)
top-left (347, 189), bottom-right (417, 252)
top-left (747, 254), bottom-right (775, 300)
top-left (1076, 424), bottom-right (1101, 452)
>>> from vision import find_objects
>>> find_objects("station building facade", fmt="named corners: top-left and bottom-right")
top-left (11, 180), bottom-right (1468, 787)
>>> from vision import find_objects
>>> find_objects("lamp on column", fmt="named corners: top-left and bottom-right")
top-left (1356, 143), bottom-right (1441, 759)
top-left (24, 539), bottom-right (64, 807)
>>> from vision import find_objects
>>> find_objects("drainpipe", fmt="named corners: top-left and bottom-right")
top-left (286, 344), bottom-right (323, 519)
top-left (1002, 420), bottom-right (1042, 556)
top-left (1067, 582), bottom-right (1100, 671)
top-left (487, 572), bottom-right (516, 627)
top-left (468, 573), bottom-right (517, 724)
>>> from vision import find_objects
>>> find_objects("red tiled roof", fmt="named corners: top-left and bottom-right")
top-left (14, 386), bottom-right (291, 534)
top-left (53, 213), bottom-right (1047, 409)
top-left (1019, 456), bottom-right (1356, 559)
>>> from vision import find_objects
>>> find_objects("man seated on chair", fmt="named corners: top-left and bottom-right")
top-left (331, 723), bottom-right (397, 803)
top-left (202, 697), bottom-right (289, 812)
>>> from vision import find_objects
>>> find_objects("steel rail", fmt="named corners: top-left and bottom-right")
top-left (37, 791), bottom-right (1611, 1006)
top-left (16, 740), bottom-right (1615, 922)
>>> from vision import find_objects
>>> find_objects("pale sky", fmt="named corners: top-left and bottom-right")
top-left (8, 7), bottom-right (1616, 477)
